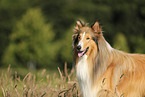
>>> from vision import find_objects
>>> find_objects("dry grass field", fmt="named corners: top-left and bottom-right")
top-left (0, 64), bottom-right (81, 97)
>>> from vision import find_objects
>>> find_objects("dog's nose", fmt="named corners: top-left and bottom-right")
top-left (77, 45), bottom-right (81, 50)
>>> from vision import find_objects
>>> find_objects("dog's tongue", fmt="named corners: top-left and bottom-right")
top-left (78, 51), bottom-right (85, 57)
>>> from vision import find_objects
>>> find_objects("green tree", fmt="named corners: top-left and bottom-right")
top-left (113, 32), bottom-right (130, 52)
top-left (2, 8), bottom-right (59, 68)
top-left (60, 25), bottom-right (74, 65)
top-left (131, 36), bottom-right (145, 53)
top-left (0, 0), bottom-right (32, 66)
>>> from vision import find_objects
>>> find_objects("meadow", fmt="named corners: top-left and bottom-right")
top-left (0, 63), bottom-right (81, 97)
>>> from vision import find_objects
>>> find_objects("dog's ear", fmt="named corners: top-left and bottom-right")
top-left (91, 21), bottom-right (102, 34)
top-left (74, 20), bottom-right (84, 31)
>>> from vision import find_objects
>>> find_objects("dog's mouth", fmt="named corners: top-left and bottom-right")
top-left (77, 47), bottom-right (89, 57)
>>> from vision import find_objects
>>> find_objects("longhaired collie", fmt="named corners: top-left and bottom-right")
top-left (72, 20), bottom-right (145, 97)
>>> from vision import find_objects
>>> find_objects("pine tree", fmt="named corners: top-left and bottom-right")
top-left (2, 8), bottom-right (59, 68)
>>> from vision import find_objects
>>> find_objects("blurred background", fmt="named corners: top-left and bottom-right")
top-left (0, 0), bottom-right (145, 71)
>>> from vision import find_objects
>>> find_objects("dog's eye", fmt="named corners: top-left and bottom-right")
top-left (78, 36), bottom-right (81, 39)
top-left (93, 38), bottom-right (95, 41)
top-left (86, 37), bottom-right (90, 40)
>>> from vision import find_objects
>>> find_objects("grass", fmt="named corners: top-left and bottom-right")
top-left (0, 63), bottom-right (81, 97)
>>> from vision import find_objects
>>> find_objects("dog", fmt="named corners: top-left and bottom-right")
top-left (72, 20), bottom-right (145, 97)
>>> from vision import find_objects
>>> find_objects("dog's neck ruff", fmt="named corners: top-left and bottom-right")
top-left (76, 54), bottom-right (96, 97)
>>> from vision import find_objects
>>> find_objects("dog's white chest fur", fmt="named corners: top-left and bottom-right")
top-left (76, 54), bottom-right (95, 97)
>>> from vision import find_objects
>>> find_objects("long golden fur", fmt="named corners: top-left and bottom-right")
top-left (72, 20), bottom-right (145, 97)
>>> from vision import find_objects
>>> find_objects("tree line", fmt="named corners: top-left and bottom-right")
top-left (0, 0), bottom-right (145, 69)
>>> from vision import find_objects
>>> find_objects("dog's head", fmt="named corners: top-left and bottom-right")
top-left (73, 20), bottom-right (102, 58)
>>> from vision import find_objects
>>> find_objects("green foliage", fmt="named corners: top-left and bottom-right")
top-left (0, 0), bottom-right (145, 68)
top-left (2, 8), bottom-right (59, 68)
top-left (0, 0), bottom-right (32, 66)
top-left (131, 36), bottom-right (145, 53)
top-left (60, 25), bottom-right (74, 64)
top-left (113, 33), bottom-right (130, 52)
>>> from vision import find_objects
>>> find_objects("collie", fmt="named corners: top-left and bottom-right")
top-left (72, 20), bottom-right (145, 97)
